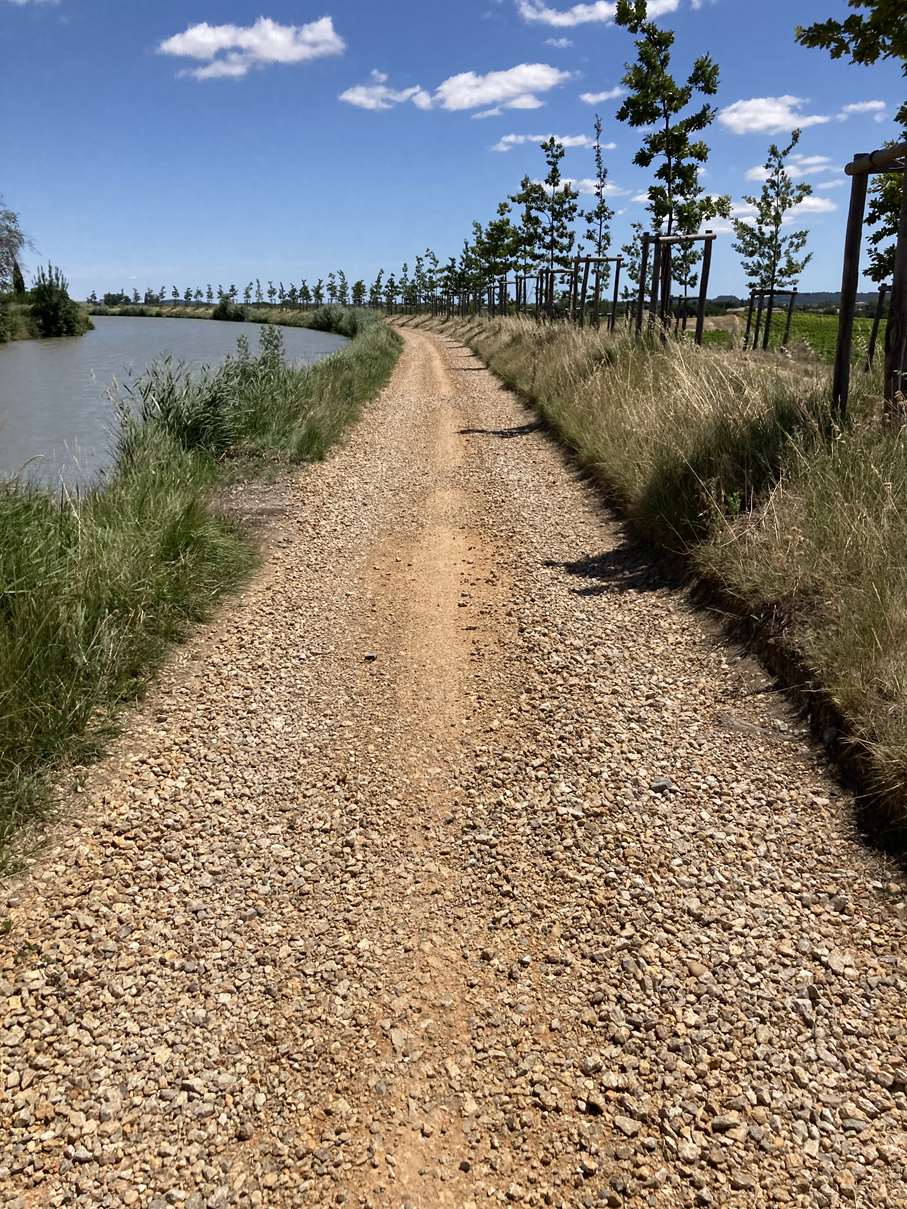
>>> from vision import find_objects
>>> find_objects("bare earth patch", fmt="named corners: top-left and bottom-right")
top-left (1, 328), bottom-right (905, 1208)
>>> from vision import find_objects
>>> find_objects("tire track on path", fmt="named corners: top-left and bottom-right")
top-left (0, 326), bottom-right (905, 1209)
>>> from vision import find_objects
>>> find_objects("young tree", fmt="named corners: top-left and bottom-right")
top-left (132, 288), bottom-right (141, 304)
top-left (313, 278), bottom-right (325, 305)
top-left (194, 288), bottom-right (203, 303)
top-left (511, 140), bottom-right (579, 274)
top-left (620, 221), bottom-right (654, 303)
top-left (243, 282), bottom-right (253, 305)
top-left (267, 281), bottom-right (277, 306)
top-left (205, 284), bottom-right (214, 304)
top-left (11, 260), bottom-right (26, 296)
top-left (383, 273), bottom-right (397, 310)
top-left (171, 285), bottom-right (179, 302)
top-left (615, 0), bottom-right (730, 242)
top-left (474, 204), bottom-right (522, 281)
top-left (865, 140), bottom-right (904, 282)
top-left (509, 176), bottom-right (545, 273)
top-left (351, 279), bottom-right (367, 307)
top-left (255, 279), bottom-right (263, 305)
top-left (583, 116), bottom-right (615, 258)
top-left (88, 289), bottom-right (98, 305)
top-left (732, 130), bottom-right (813, 294)
top-left (337, 269), bottom-right (349, 306)
top-left (369, 270), bottom-right (384, 308)
top-left (184, 286), bottom-right (193, 303)
top-left (326, 272), bottom-right (338, 304)
top-left (299, 279), bottom-right (312, 308)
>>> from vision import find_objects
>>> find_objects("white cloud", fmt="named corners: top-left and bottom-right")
top-left (516, 0), bottom-right (679, 25)
top-left (840, 100), bottom-right (886, 115)
top-left (745, 153), bottom-right (837, 181)
top-left (545, 36), bottom-right (573, 47)
top-left (435, 63), bottom-right (570, 111)
top-left (837, 99), bottom-right (889, 123)
top-left (7, 0), bottom-right (60, 5)
top-left (789, 195), bottom-right (837, 217)
top-left (339, 70), bottom-right (431, 111)
top-left (631, 191), bottom-right (650, 204)
top-left (158, 16), bottom-right (345, 80)
top-left (493, 132), bottom-right (596, 152)
top-left (341, 62), bottom-right (570, 114)
top-left (570, 177), bottom-right (629, 195)
top-left (816, 178), bottom-right (845, 190)
top-left (580, 87), bottom-right (625, 104)
top-left (472, 106), bottom-right (504, 119)
top-left (718, 95), bottom-right (830, 134)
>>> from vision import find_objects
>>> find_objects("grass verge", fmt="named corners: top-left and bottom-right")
top-left (0, 308), bottom-right (401, 862)
top-left (410, 314), bottom-right (907, 831)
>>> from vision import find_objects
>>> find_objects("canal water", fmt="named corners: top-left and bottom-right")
top-left (0, 316), bottom-right (349, 487)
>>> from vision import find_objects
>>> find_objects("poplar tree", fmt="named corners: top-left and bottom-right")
top-left (337, 270), bottom-right (349, 306)
top-left (582, 116), bottom-right (615, 260)
top-left (326, 272), bottom-right (337, 304)
top-left (615, 0), bottom-right (730, 241)
top-left (509, 176), bottom-right (545, 273)
top-left (731, 130), bottom-right (813, 293)
top-left (369, 270), bottom-right (384, 308)
top-left (299, 280), bottom-right (312, 308)
top-left (352, 279), bottom-right (367, 307)
top-left (313, 279), bottom-right (325, 306)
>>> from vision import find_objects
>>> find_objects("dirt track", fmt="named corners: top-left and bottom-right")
top-left (2, 325), bottom-right (906, 1208)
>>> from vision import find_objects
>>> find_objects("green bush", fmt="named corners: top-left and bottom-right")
top-left (0, 301), bottom-right (9, 343)
top-left (29, 263), bottom-right (82, 337)
top-left (212, 296), bottom-right (247, 322)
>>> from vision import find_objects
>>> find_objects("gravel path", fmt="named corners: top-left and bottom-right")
top-left (2, 326), bottom-right (906, 1209)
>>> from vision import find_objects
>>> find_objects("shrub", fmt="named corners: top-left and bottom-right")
top-left (212, 296), bottom-right (247, 322)
top-left (30, 263), bottom-right (82, 337)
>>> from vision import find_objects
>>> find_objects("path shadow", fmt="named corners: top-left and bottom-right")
top-left (459, 421), bottom-right (544, 440)
top-left (546, 538), bottom-right (687, 597)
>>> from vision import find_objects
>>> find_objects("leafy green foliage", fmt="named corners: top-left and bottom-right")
top-left (582, 115), bottom-right (615, 270)
top-left (796, 0), bottom-right (907, 125)
top-left (615, 0), bottom-right (730, 241)
top-left (29, 263), bottom-right (82, 337)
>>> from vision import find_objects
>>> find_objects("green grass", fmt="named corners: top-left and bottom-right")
top-left (0, 308), bottom-right (401, 861)
top-left (420, 314), bottom-right (907, 823)
top-left (750, 310), bottom-right (885, 363)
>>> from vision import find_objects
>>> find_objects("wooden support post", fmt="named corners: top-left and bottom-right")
top-left (610, 259), bottom-right (622, 333)
top-left (570, 257), bottom-right (580, 323)
top-left (695, 235), bottom-right (713, 347)
top-left (783, 289), bottom-right (797, 347)
top-left (648, 239), bottom-right (661, 335)
top-left (883, 170), bottom-right (907, 415)
top-left (743, 292), bottom-right (755, 349)
top-left (535, 274), bottom-right (541, 320)
top-left (752, 292), bottom-right (765, 351)
top-left (833, 158), bottom-right (870, 419)
top-left (866, 284), bottom-right (888, 370)
top-left (635, 234), bottom-right (651, 337)
top-left (657, 245), bottom-right (672, 340)
top-left (578, 258), bottom-right (592, 328)
top-left (762, 288), bottom-right (777, 351)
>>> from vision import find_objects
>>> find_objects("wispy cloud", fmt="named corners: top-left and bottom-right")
top-left (580, 87), bottom-right (624, 104)
top-left (339, 70), bottom-right (431, 111)
top-left (492, 132), bottom-right (597, 152)
top-left (837, 99), bottom-right (888, 123)
top-left (516, 0), bottom-right (678, 26)
top-left (569, 177), bottom-right (629, 196)
top-left (340, 63), bottom-right (571, 113)
top-left (545, 36), bottom-right (573, 47)
top-left (745, 153), bottom-right (837, 181)
top-left (158, 16), bottom-right (345, 80)
top-left (718, 95), bottom-right (830, 134)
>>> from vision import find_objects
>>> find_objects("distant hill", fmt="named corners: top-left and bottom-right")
top-left (712, 291), bottom-right (882, 310)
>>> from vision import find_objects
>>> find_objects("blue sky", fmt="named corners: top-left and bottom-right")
top-left (1, 0), bottom-right (902, 297)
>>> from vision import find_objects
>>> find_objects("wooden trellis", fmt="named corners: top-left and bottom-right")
top-left (865, 283), bottom-right (890, 371)
top-left (833, 141), bottom-right (907, 418)
top-left (743, 288), bottom-right (798, 351)
top-left (635, 230), bottom-right (716, 346)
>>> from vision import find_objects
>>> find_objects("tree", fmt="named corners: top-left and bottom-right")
top-left (184, 286), bottom-right (193, 304)
top-left (474, 204), bottom-right (522, 281)
top-left (12, 260), bottom-right (26, 296)
top-left (171, 285), bottom-right (179, 302)
top-left (243, 282), bottom-right (253, 305)
top-left (621, 221), bottom-right (654, 303)
top-left (205, 284), bottom-right (213, 304)
top-left (383, 273), bottom-right (397, 310)
top-left (865, 142), bottom-right (904, 283)
top-left (352, 279), bottom-right (367, 307)
top-left (326, 272), bottom-right (338, 304)
top-left (88, 290), bottom-right (98, 305)
top-left (0, 198), bottom-right (28, 294)
top-left (132, 288), bottom-right (141, 304)
top-left (369, 270), bottom-right (384, 308)
top-left (30, 263), bottom-right (81, 337)
top-left (582, 114), bottom-right (616, 287)
top-left (509, 176), bottom-right (545, 273)
top-left (732, 130), bottom-right (813, 294)
top-left (267, 281), bottom-right (277, 306)
top-left (796, 1), bottom-right (906, 126)
top-left (337, 269), bottom-right (349, 306)
top-left (255, 279), bottom-right (263, 305)
top-left (313, 278), bottom-right (325, 305)
top-left (299, 279), bottom-right (312, 308)
top-left (616, 0), bottom-right (730, 244)
top-left (511, 140), bottom-right (579, 275)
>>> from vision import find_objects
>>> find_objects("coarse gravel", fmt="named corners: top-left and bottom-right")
top-left (1, 326), bottom-right (906, 1209)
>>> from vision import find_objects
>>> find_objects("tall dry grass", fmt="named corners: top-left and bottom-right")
top-left (422, 314), bottom-right (907, 814)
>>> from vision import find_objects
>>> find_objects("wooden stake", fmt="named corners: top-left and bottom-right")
top-left (883, 170), bottom-right (907, 415)
top-left (635, 235), bottom-right (650, 337)
top-left (610, 259), bottom-right (622, 333)
top-left (833, 158), bottom-right (870, 419)
top-left (695, 236), bottom-right (713, 347)
top-left (783, 289), bottom-right (797, 347)
top-left (866, 284), bottom-right (888, 370)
